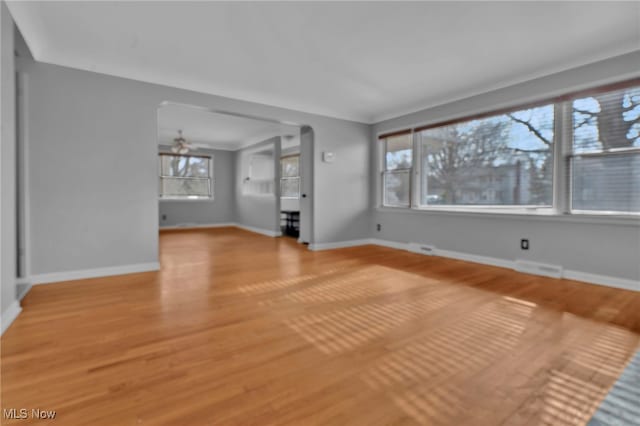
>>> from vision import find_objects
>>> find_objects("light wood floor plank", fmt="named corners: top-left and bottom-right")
top-left (2, 227), bottom-right (639, 425)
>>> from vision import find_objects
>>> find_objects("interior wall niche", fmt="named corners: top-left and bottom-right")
top-left (242, 147), bottom-right (275, 196)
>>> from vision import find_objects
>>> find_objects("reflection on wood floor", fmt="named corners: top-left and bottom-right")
top-left (2, 227), bottom-right (639, 425)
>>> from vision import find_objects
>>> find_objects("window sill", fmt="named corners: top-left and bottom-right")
top-left (242, 193), bottom-right (276, 198)
top-left (375, 206), bottom-right (640, 226)
top-left (159, 198), bottom-right (215, 202)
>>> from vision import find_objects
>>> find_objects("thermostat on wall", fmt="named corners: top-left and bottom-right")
top-left (323, 152), bottom-right (335, 163)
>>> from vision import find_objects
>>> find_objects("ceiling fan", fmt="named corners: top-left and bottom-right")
top-left (170, 129), bottom-right (212, 154)
top-left (171, 130), bottom-right (193, 154)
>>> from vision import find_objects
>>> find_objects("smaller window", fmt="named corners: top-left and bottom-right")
top-left (569, 86), bottom-right (640, 214)
top-left (159, 153), bottom-right (213, 200)
top-left (280, 155), bottom-right (300, 199)
top-left (382, 133), bottom-right (413, 207)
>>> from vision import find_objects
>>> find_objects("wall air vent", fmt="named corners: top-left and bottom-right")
top-left (514, 260), bottom-right (563, 279)
top-left (408, 243), bottom-right (436, 256)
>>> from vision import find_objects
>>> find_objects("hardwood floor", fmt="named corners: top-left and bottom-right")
top-left (2, 227), bottom-right (640, 425)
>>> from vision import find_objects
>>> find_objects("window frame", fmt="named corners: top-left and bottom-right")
top-left (567, 147), bottom-right (640, 216)
top-left (381, 132), bottom-right (413, 208)
top-left (158, 152), bottom-right (214, 201)
top-left (414, 114), bottom-right (556, 212)
top-left (376, 78), bottom-right (640, 219)
top-left (280, 154), bottom-right (301, 200)
top-left (564, 86), bottom-right (640, 217)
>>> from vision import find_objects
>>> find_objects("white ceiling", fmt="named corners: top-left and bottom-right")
top-left (8, 1), bottom-right (640, 123)
top-left (158, 103), bottom-right (300, 151)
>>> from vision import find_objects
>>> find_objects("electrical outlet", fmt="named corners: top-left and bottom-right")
top-left (162, 214), bottom-right (167, 221)
top-left (376, 224), bottom-right (381, 232)
top-left (521, 239), bottom-right (529, 250)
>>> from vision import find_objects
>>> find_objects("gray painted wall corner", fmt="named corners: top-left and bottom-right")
top-left (1, 1), bottom-right (18, 317)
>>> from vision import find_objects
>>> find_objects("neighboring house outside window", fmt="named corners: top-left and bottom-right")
top-left (416, 103), bottom-right (554, 208)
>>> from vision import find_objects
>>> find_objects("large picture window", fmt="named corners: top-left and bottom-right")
top-left (159, 153), bottom-right (213, 200)
top-left (378, 80), bottom-right (640, 216)
top-left (418, 104), bottom-right (554, 208)
top-left (382, 133), bottom-right (413, 207)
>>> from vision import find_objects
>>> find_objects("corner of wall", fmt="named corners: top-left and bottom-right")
top-left (1, 0), bottom-right (19, 319)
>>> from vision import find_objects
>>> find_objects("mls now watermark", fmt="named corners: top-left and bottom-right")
top-left (3, 408), bottom-right (57, 420)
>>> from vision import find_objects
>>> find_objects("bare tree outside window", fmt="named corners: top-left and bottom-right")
top-left (159, 153), bottom-right (213, 199)
top-left (383, 134), bottom-right (412, 207)
top-left (570, 87), bottom-right (640, 212)
top-left (419, 104), bottom-right (554, 207)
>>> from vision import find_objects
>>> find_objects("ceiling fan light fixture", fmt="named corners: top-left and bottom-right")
top-left (171, 129), bottom-right (193, 154)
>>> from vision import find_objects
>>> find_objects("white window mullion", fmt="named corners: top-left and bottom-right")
top-left (381, 133), bottom-right (413, 208)
top-left (553, 101), bottom-right (571, 214)
top-left (411, 131), bottom-right (419, 209)
top-left (379, 138), bottom-right (387, 208)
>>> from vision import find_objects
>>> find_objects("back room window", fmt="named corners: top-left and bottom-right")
top-left (159, 153), bottom-right (213, 200)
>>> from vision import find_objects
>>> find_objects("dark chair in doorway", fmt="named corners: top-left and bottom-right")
top-left (280, 210), bottom-right (300, 238)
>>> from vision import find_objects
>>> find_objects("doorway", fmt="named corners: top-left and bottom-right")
top-left (155, 102), bottom-right (314, 245)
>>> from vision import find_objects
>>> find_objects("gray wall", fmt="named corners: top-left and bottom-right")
top-left (16, 57), bottom-right (370, 276)
top-left (235, 137), bottom-right (281, 233)
top-left (371, 51), bottom-right (640, 283)
top-left (158, 147), bottom-right (235, 227)
top-left (16, 19), bottom-right (635, 285)
top-left (1, 2), bottom-right (17, 314)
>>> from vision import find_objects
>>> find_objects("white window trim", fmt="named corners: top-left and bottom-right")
top-left (381, 133), bottom-right (413, 208)
top-left (374, 206), bottom-right (639, 226)
top-left (159, 196), bottom-right (215, 202)
top-left (376, 95), bottom-right (640, 220)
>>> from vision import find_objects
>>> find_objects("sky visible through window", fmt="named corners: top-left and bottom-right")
top-left (383, 86), bottom-right (639, 210)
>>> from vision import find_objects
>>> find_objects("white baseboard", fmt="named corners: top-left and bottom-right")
top-left (369, 238), bottom-right (408, 251)
top-left (1, 300), bottom-right (22, 335)
top-left (315, 237), bottom-right (639, 292)
top-left (24, 235), bottom-right (639, 292)
top-left (234, 224), bottom-right (282, 237)
top-left (515, 259), bottom-right (563, 279)
top-left (31, 262), bottom-right (160, 285)
top-left (160, 222), bottom-right (235, 231)
top-left (371, 239), bottom-right (513, 269)
top-left (29, 224), bottom-right (280, 287)
top-left (564, 270), bottom-right (639, 292)
top-left (308, 239), bottom-right (372, 251)
top-left (438, 248), bottom-right (515, 270)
